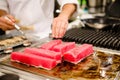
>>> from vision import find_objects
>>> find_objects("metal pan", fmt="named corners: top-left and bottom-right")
top-left (82, 17), bottom-right (120, 29)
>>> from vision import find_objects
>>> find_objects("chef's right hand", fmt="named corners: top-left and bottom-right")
top-left (0, 15), bottom-right (16, 31)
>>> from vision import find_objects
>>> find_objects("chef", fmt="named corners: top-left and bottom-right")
top-left (0, 0), bottom-right (78, 38)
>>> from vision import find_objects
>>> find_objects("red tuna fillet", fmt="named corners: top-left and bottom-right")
top-left (63, 44), bottom-right (94, 64)
top-left (24, 48), bottom-right (62, 63)
top-left (11, 52), bottom-right (57, 70)
top-left (52, 42), bottom-right (76, 55)
top-left (40, 39), bottom-right (62, 50)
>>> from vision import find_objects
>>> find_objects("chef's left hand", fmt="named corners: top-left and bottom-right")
top-left (52, 16), bottom-right (68, 38)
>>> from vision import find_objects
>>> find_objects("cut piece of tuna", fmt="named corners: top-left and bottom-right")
top-left (63, 44), bottom-right (94, 64)
top-left (11, 52), bottom-right (57, 70)
top-left (24, 48), bottom-right (62, 63)
top-left (40, 39), bottom-right (62, 50)
top-left (52, 42), bottom-right (76, 55)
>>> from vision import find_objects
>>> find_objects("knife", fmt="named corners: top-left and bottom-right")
top-left (4, 16), bottom-right (25, 35)
top-left (4, 16), bottom-right (32, 46)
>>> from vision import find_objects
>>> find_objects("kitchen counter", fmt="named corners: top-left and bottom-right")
top-left (0, 36), bottom-right (120, 80)
top-left (0, 16), bottom-right (120, 79)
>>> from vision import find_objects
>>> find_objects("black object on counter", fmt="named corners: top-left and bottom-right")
top-left (0, 73), bottom-right (19, 80)
top-left (0, 29), bottom-right (5, 35)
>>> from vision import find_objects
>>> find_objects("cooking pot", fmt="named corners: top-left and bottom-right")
top-left (82, 17), bottom-right (120, 29)
top-left (87, 0), bottom-right (108, 13)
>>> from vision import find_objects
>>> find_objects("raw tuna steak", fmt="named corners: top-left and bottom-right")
top-left (40, 39), bottom-right (62, 50)
top-left (52, 42), bottom-right (75, 55)
top-left (24, 48), bottom-right (62, 63)
top-left (11, 52), bottom-right (57, 70)
top-left (63, 44), bottom-right (94, 64)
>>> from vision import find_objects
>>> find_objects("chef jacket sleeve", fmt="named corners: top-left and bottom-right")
top-left (57, 0), bottom-right (79, 19)
top-left (0, 0), bottom-right (9, 12)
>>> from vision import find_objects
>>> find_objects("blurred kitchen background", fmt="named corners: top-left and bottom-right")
top-left (54, 0), bottom-right (116, 20)
top-left (54, 0), bottom-right (120, 30)
top-left (78, 0), bottom-right (113, 14)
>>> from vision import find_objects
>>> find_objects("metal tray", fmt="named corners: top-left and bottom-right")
top-left (0, 35), bottom-right (32, 53)
top-left (0, 50), bottom-right (120, 80)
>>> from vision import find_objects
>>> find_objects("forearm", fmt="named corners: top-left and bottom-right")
top-left (58, 3), bottom-right (76, 20)
top-left (0, 9), bottom-right (7, 17)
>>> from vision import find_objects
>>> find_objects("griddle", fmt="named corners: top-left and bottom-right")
top-left (62, 26), bottom-right (120, 50)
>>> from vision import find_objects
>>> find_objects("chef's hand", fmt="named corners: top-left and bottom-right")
top-left (52, 16), bottom-right (68, 38)
top-left (0, 15), bottom-right (15, 31)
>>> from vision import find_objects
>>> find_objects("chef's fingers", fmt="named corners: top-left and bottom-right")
top-left (58, 22), bottom-right (68, 38)
top-left (0, 21), bottom-right (14, 31)
top-left (55, 21), bottom-right (62, 38)
top-left (55, 18), bottom-right (68, 38)
top-left (52, 17), bottom-right (68, 38)
top-left (0, 15), bottom-right (15, 30)
top-left (52, 19), bottom-right (57, 38)
top-left (6, 15), bottom-right (16, 23)
top-left (0, 16), bottom-right (14, 26)
top-left (52, 18), bottom-right (64, 38)
top-left (0, 17), bottom-right (15, 30)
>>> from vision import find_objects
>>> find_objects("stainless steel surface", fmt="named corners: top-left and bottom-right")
top-left (93, 51), bottom-right (113, 79)
top-left (0, 65), bottom-right (60, 80)
top-left (85, 22), bottom-right (107, 29)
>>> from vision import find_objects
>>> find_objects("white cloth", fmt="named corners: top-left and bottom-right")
top-left (0, 0), bottom-right (78, 38)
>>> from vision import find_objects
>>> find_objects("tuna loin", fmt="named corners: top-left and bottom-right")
top-left (52, 42), bottom-right (75, 55)
top-left (24, 48), bottom-right (62, 63)
top-left (11, 52), bottom-right (57, 70)
top-left (63, 44), bottom-right (94, 64)
top-left (40, 39), bottom-right (62, 50)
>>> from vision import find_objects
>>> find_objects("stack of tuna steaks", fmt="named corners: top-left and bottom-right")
top-left (11, 40), bottom-right (94, 70)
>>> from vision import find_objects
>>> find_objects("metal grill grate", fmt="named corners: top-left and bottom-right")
top-left (62, 27), bottom-right (120, 50)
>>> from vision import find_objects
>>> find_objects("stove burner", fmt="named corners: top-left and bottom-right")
top-left (62, 27), bottom-right (120, 50)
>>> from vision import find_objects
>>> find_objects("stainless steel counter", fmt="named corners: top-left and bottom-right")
top-left (0, 64), bottom-right (60, 80)
top-left (0, 37), bottom-right (120, 80)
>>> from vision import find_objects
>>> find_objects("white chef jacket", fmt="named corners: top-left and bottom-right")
top-left (0, 0), bottom-right (78, 38)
